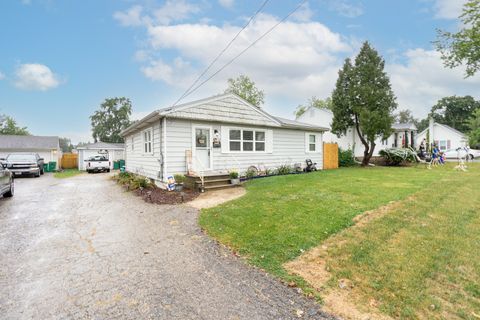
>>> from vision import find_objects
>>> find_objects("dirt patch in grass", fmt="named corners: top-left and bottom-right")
top-left (188, 187), bottom-right (246, 209)
top-left (135, 187), bottom-right (199, 205)
top-left (284, 199), bottom-right (409, 320)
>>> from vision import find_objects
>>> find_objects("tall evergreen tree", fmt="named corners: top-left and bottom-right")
top-left (331, 42), bottom-right (397, 166)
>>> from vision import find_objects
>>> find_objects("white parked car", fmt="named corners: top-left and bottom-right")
top-left (442, 148), bottom-right (479, 160)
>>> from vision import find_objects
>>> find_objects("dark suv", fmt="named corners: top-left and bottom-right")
top-left (2, 153), bottom-right (45, 177)
top-left (0, 161), bottom-right (14, 197)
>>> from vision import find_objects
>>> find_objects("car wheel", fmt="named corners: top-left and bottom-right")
top-left (4, 180), bottom-right (14, 197)
top-left (107, 169), bottom-right (110, 173)
top-left (40, 168), bottom-right (44, 175)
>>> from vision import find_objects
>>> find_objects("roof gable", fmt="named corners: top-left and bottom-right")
top-left (0, 135), bottom-right (59, 149)
top-left (161, 93), bottom-right (281, 127)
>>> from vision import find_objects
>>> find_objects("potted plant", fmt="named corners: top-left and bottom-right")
top-left (229, 170), bottom-right (240, 185)
top-left (174, 174), bottom-right (186, 191)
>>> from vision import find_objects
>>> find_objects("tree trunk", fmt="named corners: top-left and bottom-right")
top-left (354, 115), bottom-right (371, 166)
top-left (362, 141), bottom-right (376, 166)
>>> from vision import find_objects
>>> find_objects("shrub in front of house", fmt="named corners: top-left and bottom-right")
top-left (338, 148), bottom-right (356, 167)
top-left (277, 164), bottom-right (293, 175)
top-left (174, 174), bottom-right (186, 184)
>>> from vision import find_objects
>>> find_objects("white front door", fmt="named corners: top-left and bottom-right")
top-left (194, 127), bottom-right (211, 171)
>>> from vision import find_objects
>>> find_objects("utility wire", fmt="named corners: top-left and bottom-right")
top-left (177, 0), bottom-right (308, 102)
top-left (171, 0), bottom-right (271, 107)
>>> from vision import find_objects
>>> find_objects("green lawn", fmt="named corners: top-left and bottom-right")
top-left (53, 169), bottom-right (84, 179)
top-left (200, 164), bottom-right (480, 318)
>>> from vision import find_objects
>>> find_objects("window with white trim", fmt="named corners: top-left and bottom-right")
top-left (143, 129), bottom-right (152, 154)
top-left (229, 129), bottom-right (266, 152)
top-left (439, 140), bottom-right (447, 151)
top-left (309, 134), bottom-right (316, 152)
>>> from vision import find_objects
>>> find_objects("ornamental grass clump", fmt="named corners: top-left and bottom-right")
top-left (379, 148), bottom-right (418, 166)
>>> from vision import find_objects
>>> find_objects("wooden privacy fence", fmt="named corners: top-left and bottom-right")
top-left (323, 143), bottom-right (339, 170)
top-left (61, 153), bottom-right (78, 169)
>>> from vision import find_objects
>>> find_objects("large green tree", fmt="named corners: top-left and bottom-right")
top-left (90, 97), bottom-right (132, 143)
top-left (468, 108), bottom-right (480, 147)
top-left (225, 75), bottom-right (265, 107)
top-left (435, 0), bottom-right (480, 77)
top-left (395, 109), bottom-right (417, 124)
top-left (0, 115), bottom-right (30, 135)
top-left (294, 97), bottom-right (332, 118)
top-left (331, 42), bottom-right (397, 166)
top-left (430, 95), bottom-right (480, 132)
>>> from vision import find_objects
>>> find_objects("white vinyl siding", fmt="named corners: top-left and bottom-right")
top-left (124, 122), bottom-right (162, 180)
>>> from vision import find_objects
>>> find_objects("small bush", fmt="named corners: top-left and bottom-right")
top-left (245, 168), bottom-right (257, 179)
top-left (339, 148), bottom-right (356, 167)
top-left (277, 165), bottom-right (292, 175)
top-left (174, 174), bottom-right (186, 184)
top-left (229, 171), bottom-right (239, 179)
top-left (266, 168), bottom-right (277, 176)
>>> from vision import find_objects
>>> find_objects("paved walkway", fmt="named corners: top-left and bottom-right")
top-left (0, 173), bottom-right (333, 319)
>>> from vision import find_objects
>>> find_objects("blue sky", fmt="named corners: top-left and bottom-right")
top-left (0, 0), bottom-right (478, 143)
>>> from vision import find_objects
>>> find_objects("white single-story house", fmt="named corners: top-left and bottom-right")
top-left (296, 107), bottom-right (417, 157)
top-left (77, 142), bottom-right (125, 170)
top-left (120, 93), bottom-right (327, 185)
top-left (0, 135), bottom-right (62, 169)
top-left (416, 118), bottom-right (468, 151)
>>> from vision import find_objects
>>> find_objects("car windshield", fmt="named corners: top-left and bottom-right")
top-left (6, 154), bottom-right (36, 161)
top-left (88, 156), bottom-right (107, 161)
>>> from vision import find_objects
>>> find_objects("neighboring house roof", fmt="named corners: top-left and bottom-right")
top-left (392, 122), bottom-right (417, 131)
top-left (77, 141), bottom-right (125, 150)
top-left (418, 123), bottom-right (466, 138)
top-left (121, 93), bottom-right (327, 136)
top-left (0, 135), bottom-right (59, 149)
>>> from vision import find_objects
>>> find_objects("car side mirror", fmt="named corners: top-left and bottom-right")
top-left (0, 161), bottom-right (6, 169)
top-left (38, 158), bottom-right (44, 161)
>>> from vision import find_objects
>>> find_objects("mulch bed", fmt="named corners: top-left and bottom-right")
top-left (135, 187), bottom-right (199, 205)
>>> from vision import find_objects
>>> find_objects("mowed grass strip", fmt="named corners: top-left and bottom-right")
top-left (199, 165), bottom-right (454, 281)
top-left (323, 164), bottom-right (480, 319)
top-left (54, 169), bottom-right (84, 179)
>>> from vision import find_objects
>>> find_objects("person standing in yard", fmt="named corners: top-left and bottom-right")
top-left (419, 138), bottom-right (426, 159)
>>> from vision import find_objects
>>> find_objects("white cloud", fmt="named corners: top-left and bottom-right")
top-left (329, 1), bottom-right (364, 18)
top-left (140, 13), bottom-right (351, 112)
top-left (292, 2), bottom-right (314, 22)
top-left (153, 0), bottom-right (200, 25)
top-left (218, 0), bottom-right (234, 9)
top-left (14, 63), bottom-right (61, 91)
top-left (388, 49), bottom-right (480, 117)
top-left (113, 5), bottom-right (147, 27)
top-left (433, 0), bottom-right (466, 19)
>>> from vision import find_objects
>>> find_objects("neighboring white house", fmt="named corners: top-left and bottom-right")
top-left (416, 118), bottom-right (468, 151)
top-left (120, 93), bottom-right (327, 185)
top-left (0, 135), bottom-right (62, 169)
top-left (77, 142), bottom-right (125, 170)
top-left (296, 107), bottom-right (417, 158)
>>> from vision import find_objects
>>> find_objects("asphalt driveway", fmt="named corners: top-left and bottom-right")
top-left (0, 173), bottom-right (333, 319)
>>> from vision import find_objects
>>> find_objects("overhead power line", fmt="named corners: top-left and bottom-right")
top-left (176, 0), bottom-right (309, 103)
top-left (171, 0), bottom-right (271, 107)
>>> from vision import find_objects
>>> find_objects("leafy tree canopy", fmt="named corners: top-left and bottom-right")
top-left (0, 115), bottom-right (30, 135)
top-left (395, 109), bottom-right (416, 124)
top-left (430, 95), bottom-right (480, 132)
top-left (331, 41), bottom-right (397, 166)
top-left (225, 75), bottom-right (265, 107)
top-left (90, 97), bottom-right (132, 143)
top-left (468, 108), bottom-right (480, 147)
top-left (294, 97), bottom-right (332, 118)
top-left (59, 137), bottom-right (74, 153)
top-left (435, 0), bottom-right (480, 77)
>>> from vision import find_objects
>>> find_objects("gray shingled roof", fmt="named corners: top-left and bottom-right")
top-left (273, 116), bottom-right (328, 131)
top-left (0, 135), bottom-right (59, 149)
top-left (76, 141), bottom-right (125, 150)
top-left (392, 122), bottom-right (417, 131)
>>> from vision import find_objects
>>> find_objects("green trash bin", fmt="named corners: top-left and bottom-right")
top-left (113, 161), bottom-right (120, 170)
top-left (48, 161), bottom-right (56, 172)
top-left (43, 163), bottom-right (49, 173)
top-left (119, 159), bottom-right (125, 168)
